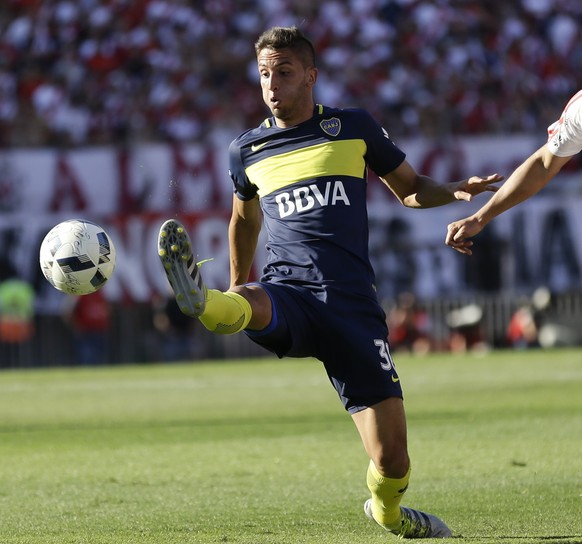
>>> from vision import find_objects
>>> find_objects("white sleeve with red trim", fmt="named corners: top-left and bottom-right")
top-left (546, 90), bottom-right (582, 157)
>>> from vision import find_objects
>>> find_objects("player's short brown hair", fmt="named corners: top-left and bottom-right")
top-left (254, 26), bottom-right (316, 68)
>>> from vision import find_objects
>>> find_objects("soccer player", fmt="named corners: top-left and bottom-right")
top-left (446, 89), bottom-right (582, 254)
top-left (158, 26), bottom-right (502, 538)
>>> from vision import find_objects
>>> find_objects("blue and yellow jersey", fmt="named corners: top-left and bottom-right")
top-left (228, 104), bottom-right (406, 298)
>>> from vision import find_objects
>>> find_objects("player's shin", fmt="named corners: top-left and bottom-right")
top-left (366, 460), bottom-right (410, 530)
top-left (199, 290), bottom-right (252, 334)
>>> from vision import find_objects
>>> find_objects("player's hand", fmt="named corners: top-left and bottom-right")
top-left (450, 173), bottom-right (504, 202)
top-left (445, 216), bottom-right (484, 255)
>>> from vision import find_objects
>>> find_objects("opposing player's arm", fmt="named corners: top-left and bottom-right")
top-left (463, 145), bottom-right (572, 225)
top-left (379, 160), bottom-right (503, 209)
top-left (229, 195), bottom-right (262, 288)
top-left (445, 145), bottom-right (573, 254)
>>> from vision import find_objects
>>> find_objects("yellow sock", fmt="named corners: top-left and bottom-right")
top-left (366, 460), bottom-right (410, 530)
top-left (199, 290), bottom-right (252, 334)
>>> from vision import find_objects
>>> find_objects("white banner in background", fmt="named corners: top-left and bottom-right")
top-left (0, 135), bottom-right (580, 307)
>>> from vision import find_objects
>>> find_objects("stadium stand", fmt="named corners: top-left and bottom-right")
top-left (0, 0), bottom-right (581, 147)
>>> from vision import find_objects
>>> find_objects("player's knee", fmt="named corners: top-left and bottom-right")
top-left (230, 285), bottom-right (272, 330)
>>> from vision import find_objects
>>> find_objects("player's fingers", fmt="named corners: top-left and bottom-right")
top-left (480, 173), bottom-right (504, 183)
top-left (480, 174), bottom-right (503, 191)
top-left (453, 228), bottom-right (469, 242)
top-left (452, 190), bottom-right (471, 201)
top-left (445, 224), bottom-right (466, 245)
top-left (469, 173), bottom-right (504, 186)
top-left (446, 235), bottom-right (473, 255)
top-left (452, 245), bottom-right (473, 255)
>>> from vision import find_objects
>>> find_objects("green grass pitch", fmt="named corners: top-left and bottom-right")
top-left (0, 349), bottom-right (581, 543)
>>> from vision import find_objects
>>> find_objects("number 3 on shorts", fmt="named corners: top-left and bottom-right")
top-left (374, 339), bottom-right (394, 371)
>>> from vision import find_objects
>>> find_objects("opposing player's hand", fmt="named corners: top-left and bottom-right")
top-left (450, 173), bottom-right (504, 202)
top-left (445, 216), bottom-right (484, 255)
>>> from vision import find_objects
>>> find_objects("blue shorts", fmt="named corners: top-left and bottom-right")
top-left (244, 283), bottom-right (403, 414)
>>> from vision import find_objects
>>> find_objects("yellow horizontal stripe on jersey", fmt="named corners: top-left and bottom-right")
top-left (246, 139), bottom-right (367, 197)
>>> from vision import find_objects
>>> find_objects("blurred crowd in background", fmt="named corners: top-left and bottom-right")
top-left (1, 0), bottom-right (582, 148)
top-left (2, 0), bottom-right (582, 366)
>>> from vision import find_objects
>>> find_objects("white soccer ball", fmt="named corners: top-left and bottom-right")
top-left (39, 219), bottom-right (116, 295)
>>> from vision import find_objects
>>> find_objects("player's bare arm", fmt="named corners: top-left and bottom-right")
top-left (445, 145), bottom-right (573, 255)
top-left (228, 195), bottom-right (262, 288)
top-left (380, 160), bottom-right (503, 209)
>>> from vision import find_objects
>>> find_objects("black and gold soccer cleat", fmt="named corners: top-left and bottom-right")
top-left (158, 219), bottom-right (207, 317)
top-left (364, 500), bottom-right (452, 538)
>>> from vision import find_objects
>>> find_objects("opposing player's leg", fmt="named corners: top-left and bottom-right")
top-left (352, 398), bottom-right (451, 538)
top-left (158, 219), bottom-right (271, 333)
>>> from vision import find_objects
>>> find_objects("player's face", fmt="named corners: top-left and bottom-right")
top-left (257, 47), bottom-right (317, 127)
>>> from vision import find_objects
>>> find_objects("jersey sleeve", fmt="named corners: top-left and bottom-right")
top-left (358, 110), bottom-right (406, 176)
top-left (547, 90), bottom-right (582, 157)
top-left (228, 138), bottom-right (258, 201)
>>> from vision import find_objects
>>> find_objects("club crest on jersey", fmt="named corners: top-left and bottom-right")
top-left (320, 118), bottom-right (341, 137)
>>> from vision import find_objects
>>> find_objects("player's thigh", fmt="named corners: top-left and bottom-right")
top-left (243, 283), bottom-right (317, 358)
top-left (316, 295), bottom-right (402, 413)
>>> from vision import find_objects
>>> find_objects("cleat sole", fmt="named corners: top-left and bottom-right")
top-left (157, 219), bottom-right (207, 318)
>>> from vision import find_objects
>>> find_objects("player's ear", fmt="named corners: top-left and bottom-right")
top-left (306, 67), bottom-right (317, 87)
